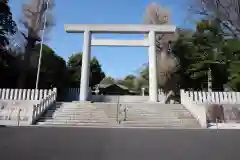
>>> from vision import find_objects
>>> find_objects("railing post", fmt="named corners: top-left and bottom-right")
top-left (28, 105), bottom-right (35, 125)
top-left (124, 104), bottom-right (128, 121)
top-left (17, 108), bottom-right (22, 126)
top-left (116, 96), bottom-right (120, 124)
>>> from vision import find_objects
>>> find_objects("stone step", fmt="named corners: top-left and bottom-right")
top-left (37, 123), bottom-right (118, 127)
top-left (46, 110), bottom-right (108, 114)
top-left (39, 117), bottom-right (113, 121)
top-left (38, 119), bottom-right (113, 123)
top-left (121, 124), bottom-right (200, 128)
top-left (39, 117), bottom-right (115, 121)
top-left (122, 121), bottom-right (199, 126)
top-left (46, 111), bottom-right (105, 114)
top-left (130, 110), bottom-right (190, 113)
top-left (37, 120), bottom-right (198, 127)
top-left (126, 106), bottom-right (186, 109)
top-left (127, 113), bottom-right (193, 117)
top-left (123, 120), bottom-right (199, 124)
top-left (50, 110), bottom-right (106, 114)
top-left (126, 117), bottom-right (195, 121)
top-left (122, 122), bottom-right (200, 127)
top-left (44, 112), bottom-right (193, 116)
top-left (37, 123), bottom-right (110, 126)
top-left (123, 119), bottom-right (182, 123)
top-left (124, 115), bottom-right (192, 118)
top-left (37, 122), bottom-right (117, 126)
top-left (45, 113), bottom-right (111, 117)
top-left (128, 109), bottom-right (188, 111)
top-left (129, 109), bottom-right (189, 112)
top-left (37, 123), bottom-right (198, 128)
top-left (39, 117), bottom-right (111, 121)
top-left (133, 110), bottom-right (190, 112)
top-left (126, 112), bottom-right (191, 115)
top-left (43, 114), bottom-right (193, 119)
top-left (125, 116), bottom-right (194, 120)
top-left (49, 107), bottom-right (190, 111)
top-left (42, 115), bottom-right (111, 118)
top-left (51, 108), bottom-right (105, 111)
top-left (42, 113), bottom-right (110, 117)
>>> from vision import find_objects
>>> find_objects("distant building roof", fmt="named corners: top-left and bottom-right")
top-left (98, 83), bottom-right (128, 90)
top-left (99, 77), bottom-right (115, 85)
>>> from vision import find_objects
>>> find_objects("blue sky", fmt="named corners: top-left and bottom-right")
top-left (9, 0), bottom-right (192, 79)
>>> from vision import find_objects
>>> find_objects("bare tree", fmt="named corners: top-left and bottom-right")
top-left (190, 0), bottom-right (240, 37)
top-left (143, 2), bottom-right (170, 25)
top-left (143, 2), bottom-right (179, 90)
top-left (18, 0), bottom-right (54, 88)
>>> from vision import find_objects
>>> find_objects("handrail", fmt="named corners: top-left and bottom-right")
top-left (17, 108), bottom-right (22, 126)
top-left (123, 106), bottom-right (128, 121)
top-left (28, 88), bottom-right (57, 125)
top-left (116, 96), bottom-right (128, 124)
top-left (117, 103), bottom-right (128, 124)
top-left (116, 96), bottom-right (120, 124)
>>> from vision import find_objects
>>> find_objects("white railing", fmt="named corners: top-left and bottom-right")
top-left (0, 88), bottom-right (53, 100)
top-left (180, 89), bottom-right (207, 128)
top-left (180, 90), bottom-right (240, 104)
top-left (180, 89), bottom-right (240, 128)
top-left (28, 88), bottom-right (57, 124)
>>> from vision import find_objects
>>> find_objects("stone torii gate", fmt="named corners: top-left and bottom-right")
top-left (64, 24), bottom-right (176, 102)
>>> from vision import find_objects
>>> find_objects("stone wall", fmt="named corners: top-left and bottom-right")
top-left (222, 105), bottom-right (240, 123)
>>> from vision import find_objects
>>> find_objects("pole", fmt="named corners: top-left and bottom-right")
top-left (35, 0), bottom-right (49, 89)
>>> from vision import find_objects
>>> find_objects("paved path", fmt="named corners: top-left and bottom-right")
top-left (0, 126), bottom-right (239, 160)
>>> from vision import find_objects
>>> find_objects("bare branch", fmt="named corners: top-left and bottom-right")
top-left (21, 0), bottom-right (55, 41)
top-left (143, 2), bottom-right (171, 25)
top-left (190, 0), bottom-right (240, 37)
top-left (143, 2), bottom-right (180, 88)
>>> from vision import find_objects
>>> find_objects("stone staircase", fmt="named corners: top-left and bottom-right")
top-left (36, 102), bottom-right (201, 128)
top-left (37, 102), bottom-right (118, 127)
top-left (121, 104), bottom-right (200, 128)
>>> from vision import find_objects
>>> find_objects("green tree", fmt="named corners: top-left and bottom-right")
top-left (32, 44), bottom-right (68, 89)
top-left (0, 0), bottom-right (17, 50)
top-left (90, 57), bottom-right (105, 87)
top-left (67, 53), bottom-right (82, 87)
top-left (0, 43), bottom-right (68, 89)
top-left (117, 74), bottom-right (137, 91)
top-left (183, 19), bottom-right (228, 91)
top-left (13, 43), bottom-right (69, 89)
top-left (172, 30), bottom-right (199, 90)
top-left (223, 39), bottom-right (240, 91)
top-left (0, 0), bottom-right (19, 88)
top-left (67, 53), bottom-right (105, 88)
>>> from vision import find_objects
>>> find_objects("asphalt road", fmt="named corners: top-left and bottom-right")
top-left (0, 126), bottom-right (240, 160)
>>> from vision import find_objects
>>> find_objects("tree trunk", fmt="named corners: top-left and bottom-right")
top-left (17, 38), bottom-right (35, 88)
top-left (208, 68), bottom-right (212, 92)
